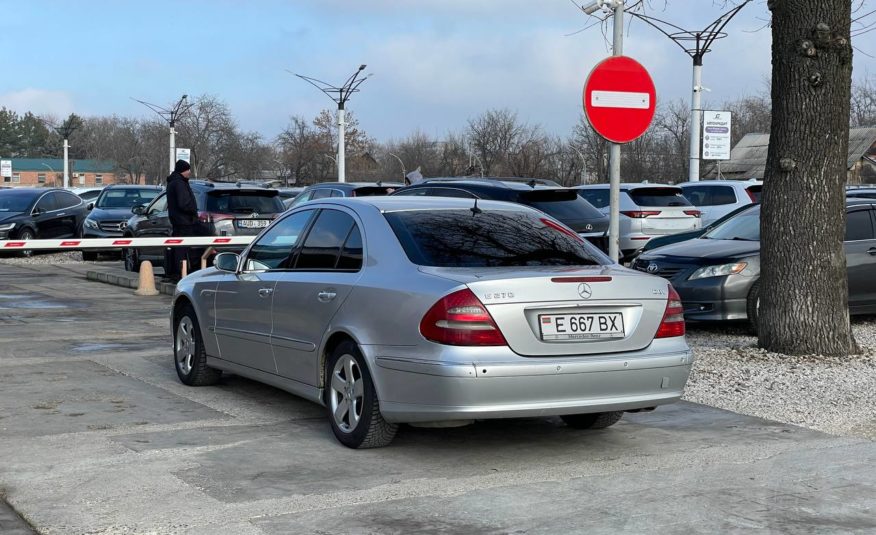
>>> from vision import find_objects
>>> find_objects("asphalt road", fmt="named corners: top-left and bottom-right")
top-left (0, 263), bottom-right (874, 534)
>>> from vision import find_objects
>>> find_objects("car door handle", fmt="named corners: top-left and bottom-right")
top-left (258, 288), bottom-right (274, 298)
top-left (317, 290), bottom-right (337, 302)
top-left (868, 248), bottom-right (876, 256)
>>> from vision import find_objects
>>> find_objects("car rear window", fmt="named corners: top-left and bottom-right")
top-left (519, 189), bottom-right (604, 220)
top-left (628, 187), bottom-right (692, 207)
top-left (206, 191), bottom-right (284, 214)
top-left (353, 186), bottom-right (399, 197)
top-left (0, 191), bottom-right (38, 212)
top-left (385, 209), bottom-right (607, 268)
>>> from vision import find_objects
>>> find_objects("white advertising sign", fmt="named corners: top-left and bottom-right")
top-left (0, 160), bottom-right (11, 178)
top-left (702, 111), bottom-right (732, 160)
top-left (175, 148), bottom-right (191, 163)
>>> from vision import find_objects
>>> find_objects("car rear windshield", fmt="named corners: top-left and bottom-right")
top-left (205, 191), bottom-right (284, 214)
top-left (385, 209), bottom-right (607, 268)
top-left (96, 188), bottom-right (161, 209)
top-left (628, 187), bottom-right (692, 207)
top-left (518, 189), bottom-right (604, 221)
top-left (0, 191), bottom-right (36, 212)
top-left (703, 205), bottom-right (760, 241)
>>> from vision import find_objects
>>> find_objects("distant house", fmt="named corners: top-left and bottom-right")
top-left (704, 127), bottom-right (876, 184)
top-left (0, 158), bottom-right (122, 187)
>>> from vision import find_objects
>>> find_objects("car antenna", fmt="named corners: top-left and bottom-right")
top-left (470, 198), bottom-right (482, 215)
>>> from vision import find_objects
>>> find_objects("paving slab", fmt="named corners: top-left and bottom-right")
top-left (0, 263), bottom-right (874, 535)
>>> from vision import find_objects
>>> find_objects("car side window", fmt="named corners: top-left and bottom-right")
top-left (55, 191), bottom-right (82, 209)
top-left (245, 210), bottom-right (314, 271)
top-left (578, 189), bottom-right (609, 208)
top-left (330, 189), bottom-right (344, 198)
top-left (845, 209), bottom-right (876, 241)
top-left (429, 187), bottom-right (477, 199)
top-left (336, 225), bottom-right (363, 271)
top-left (148, 194), bottom-right (168, 215)
top-left (310, 189), bottom-right (332, 200)
top-left (34, 193), bottom-right (57, 213)
top-left (295, 209), bottom-right (357, 270)
top-left (392, 187), bottom-right (431, 196)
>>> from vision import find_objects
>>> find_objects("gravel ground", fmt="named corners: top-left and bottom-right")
top-left (3, 256), bottom-right (874, 438)
top-left (684, 317), bottom-right (876, 439)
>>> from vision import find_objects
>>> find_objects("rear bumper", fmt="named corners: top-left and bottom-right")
top-left (370, 348), bottom-right (693, 423)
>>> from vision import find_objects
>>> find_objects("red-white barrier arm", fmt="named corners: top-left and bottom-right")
top-left (0, 236), bottom-right (255, 251)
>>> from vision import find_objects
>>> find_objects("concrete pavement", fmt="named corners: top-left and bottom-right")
top-left (0, 262), bottom-right (874, 534)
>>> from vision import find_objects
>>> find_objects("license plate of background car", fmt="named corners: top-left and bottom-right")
top-left (237, 219), bottom-right (270, 228)
top-left (538, 313), bottom-right (624, 341)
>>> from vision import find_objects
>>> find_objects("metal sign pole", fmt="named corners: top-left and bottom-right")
top-left (608, 0), bottom-right (624, 263)
top-left (689, 54), bottom-right (703, 182)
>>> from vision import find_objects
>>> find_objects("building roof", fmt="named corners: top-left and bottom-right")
top-left (1, 158), bottom-right (117, 173)
top-left (706, 127), bottom-right (876, 179)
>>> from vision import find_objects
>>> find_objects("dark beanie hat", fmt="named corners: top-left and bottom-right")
top-left (174, 159), bottom-right (191, 173)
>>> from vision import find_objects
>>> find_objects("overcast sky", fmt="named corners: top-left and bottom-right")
top-left (2, 1), bottom-right (874, 142)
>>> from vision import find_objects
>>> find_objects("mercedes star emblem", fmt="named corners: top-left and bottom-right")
top-left (577, 283), bottom-right (592, 299)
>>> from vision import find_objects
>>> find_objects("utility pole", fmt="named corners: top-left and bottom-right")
top-left (292, 65), bottom-right (370, 183)
top-left (133, 94), bottom-right (192, 174)
top-left (42, 116), bottom-right (81, 189)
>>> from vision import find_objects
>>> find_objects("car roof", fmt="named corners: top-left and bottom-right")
top-left (846, 198), bottom-right (876, 207)
top-left (677, 180), bottom-right (763, 187)
top-left (408, 179), bottom-right (561, 192)
top-left (295, 195), bottom-right (535, 214)
top-left (1, 188), bottom-right (59, 194)
top-left (574, 183), bottom-right (683, 191)
top-left (101, 184), bottom-right (163, 190)
top-left (307, 182), bottom-right (405, 188)
top-left (188, 180), bottom-right (278, 193)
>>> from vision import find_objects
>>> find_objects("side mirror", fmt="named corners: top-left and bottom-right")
top-left (87, 202), bottom-right (95, 211)
top-left (132, 205), bottom-right (146, 215)
top-left (32, 207), bottom-right (45, 216)
top-left (214, 252), bottom-right (240, 273)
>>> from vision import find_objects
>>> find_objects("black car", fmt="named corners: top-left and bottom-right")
top-left (122, 180), bottom-right (285, 272)
top-left (632, 199), bottom-right (876, 330)
top-left (390, 178), bottom-right (610, 252)
top-left (286, 182), bottom-right (404, 210)
top-left (0, 188), bottom-right (88, 255)
top-left (80, 185), bottom-right (163, 260)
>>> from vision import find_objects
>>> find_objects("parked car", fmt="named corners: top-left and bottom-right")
top-left (631, 199), bottom-right (876, 330)
top-left (846, 186), bottom-right (876, 200)
top-left (80, 185), bottom-right (163, 260)
top-left (122, 180), bottom-right (285, 272)
top-left (69, 187), bottom-right (105, 203)
top-left (277, 187), bottom-right (305, 208)
top-left (286, 182), bottom-right (404, 209)
top-left (391, 179), bottom-right (610, 252)
top-left (0, 188), bottom-right (88, 256)
top-left (678, 180), bottom-right (762, 225)
top-left (575, 184), bottom-right (702, 259)
top-left (171, 196), bottom-right (692, 448)
top-left (634, 204), bottom-right (758, 258)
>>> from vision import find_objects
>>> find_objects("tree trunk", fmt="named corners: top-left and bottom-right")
top-left (759, 0), bottom-right (858, 356)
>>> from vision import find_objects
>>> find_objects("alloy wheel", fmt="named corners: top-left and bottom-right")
top-left (329, 354), bottom-right (365, 433)
top-left (175, 316), bottom-right (196, 375)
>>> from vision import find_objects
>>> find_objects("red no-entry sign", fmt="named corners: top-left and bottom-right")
top-left (583, 56), bottom-right (657, 144)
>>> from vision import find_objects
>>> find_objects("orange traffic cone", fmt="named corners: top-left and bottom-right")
top-left (134, 260), bottom-right (160, 296)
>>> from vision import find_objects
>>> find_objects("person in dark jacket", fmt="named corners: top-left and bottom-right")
top-left (164, 160), bottom-right (203, 281)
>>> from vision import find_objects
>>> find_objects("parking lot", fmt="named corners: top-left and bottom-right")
top-left (0, 261), bottom-right (874, 534)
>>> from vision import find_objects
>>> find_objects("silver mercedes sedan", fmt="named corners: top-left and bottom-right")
top-left (171, 197), bottom-right (693, 448)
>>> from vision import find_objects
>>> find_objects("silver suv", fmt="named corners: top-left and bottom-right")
top-left (575, 184), bottom-right (702, 259)
top-left (678, 180), bottom-right (762, 226)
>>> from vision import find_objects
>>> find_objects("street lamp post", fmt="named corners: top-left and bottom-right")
top-left (40, 163), bottom-right (56, 187)
top-left (387, 152), bottom-right (406, 181)
top-left (292, 66), bottom-right (370, 183)
top-left (133, 95), bottom-right (192, 174)
top-left (572, 147), bottom-right (588, 185)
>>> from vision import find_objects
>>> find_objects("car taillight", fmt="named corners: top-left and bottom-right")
top-left (746, 188), bottom-right (758, 202)
top-left (198, 211), bottom-right (211, 223)
top-left (655, 284), bottom-right (685, 339)
top-left (621, 210), bottom-right (661, 218)
top-left (420, 288), bottom-right (507, 346)
top-left (683, 210), bottom-right (702, 217)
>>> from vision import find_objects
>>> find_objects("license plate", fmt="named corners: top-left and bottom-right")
top-left (539, 313), bottom-right (624, 341)
top-left (237, 219), bottom-right (269, 229)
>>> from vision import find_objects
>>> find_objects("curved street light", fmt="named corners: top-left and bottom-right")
top-left (387, 152), bottom-right (406, 181)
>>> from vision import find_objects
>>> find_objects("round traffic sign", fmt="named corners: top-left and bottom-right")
top-left (583, 56), bottom-right (657, 144)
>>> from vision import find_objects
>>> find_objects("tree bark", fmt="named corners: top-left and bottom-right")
top-left (760, 0), bottom-right (858, 356)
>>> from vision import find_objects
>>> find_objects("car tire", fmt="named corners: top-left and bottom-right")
top-left (82, 251), bottom-right (98, 261)
top-left (174, 304), bottom-right (222, 386)
top-left (561, 411), bottom-right (624, 430)
top-left (747, 280), bottom-right (761, 335)
top-left (326, 340), bottom-right (398, 449)
top-left (123, 247), bottom-right (140, 273)
top-left (17, 228), bottom-right (35, 257)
